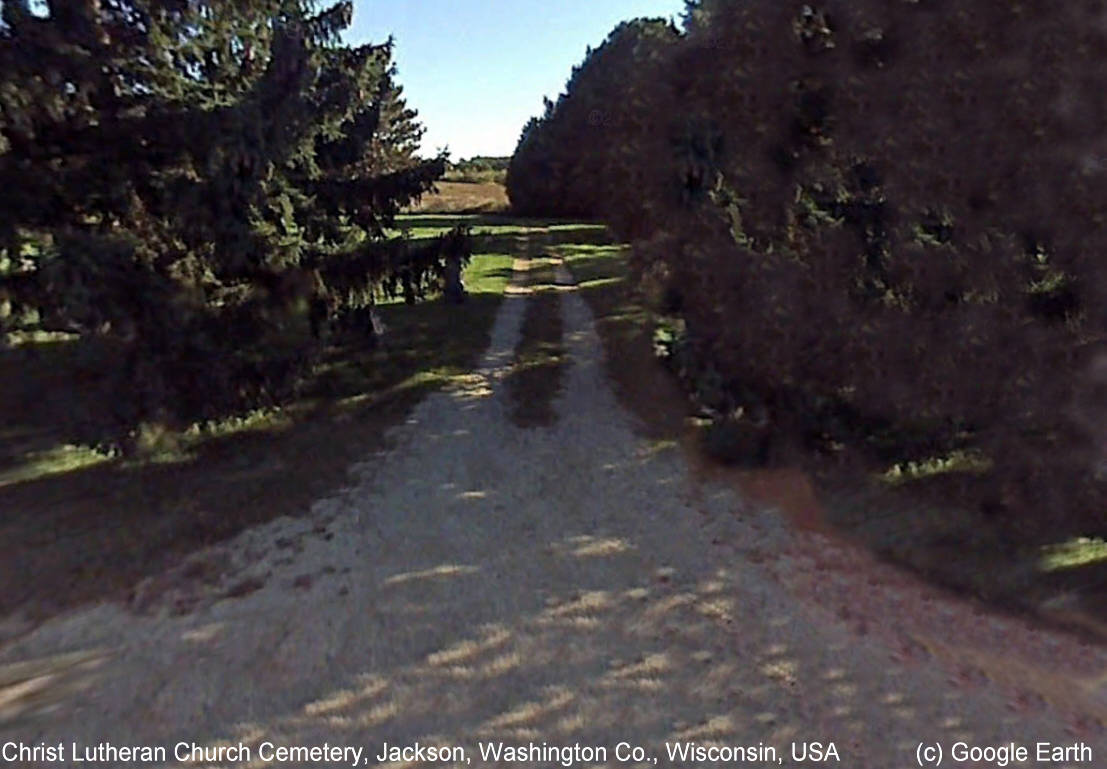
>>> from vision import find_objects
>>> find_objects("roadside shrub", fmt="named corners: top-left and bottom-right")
top-left (517, 0), bottom-right (1107, 535)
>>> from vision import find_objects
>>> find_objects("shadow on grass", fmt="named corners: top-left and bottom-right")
top-left (397, 214), bottom-right (606, 230)
top-left (0, 261), bottom-right (512, 627)
top-left (503, 265), bottom-right (567, 429)
top-left (392, 217), bottom-right (616, 255)
top-left (472, 229), bottom-right (616, 259)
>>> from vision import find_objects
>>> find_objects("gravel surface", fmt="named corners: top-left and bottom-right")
top-left (2, 275), bottom-right (1106, 768)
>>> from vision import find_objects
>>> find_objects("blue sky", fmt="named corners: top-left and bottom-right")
top-left (345, 0), bottom-right (687, 160)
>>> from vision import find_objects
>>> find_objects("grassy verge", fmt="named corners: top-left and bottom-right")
top-left (504, 259), bottom-right (567, 428)
top-left (557, 244), bottom-right (690, 443)
top-left (393, 214), bottom-right (608, 242)
top-left (558, 238), bottom-right (1107, 642)
top-left (0, 247), bottom-right (514, 625)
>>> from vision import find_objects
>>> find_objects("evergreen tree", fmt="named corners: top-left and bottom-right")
top-left (506, 18), bottom-right (679, 219)
top-left (512, 0), bottom-right (1107, 532)
top-left (0, 0), bottom-right (465, 448)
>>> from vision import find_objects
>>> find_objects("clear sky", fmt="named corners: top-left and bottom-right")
top-left (345, 0), bottom-right (687, 160)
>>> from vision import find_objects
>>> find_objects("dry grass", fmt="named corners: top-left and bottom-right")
top-left (410, 181), bottom-right (509, 214)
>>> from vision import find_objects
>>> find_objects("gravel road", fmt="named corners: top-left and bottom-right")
top-left (2, 272), bottom-right (1106, 768)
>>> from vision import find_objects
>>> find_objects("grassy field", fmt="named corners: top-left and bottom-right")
top-left (0, 237), bottom-right (522, 625)
top-left (408, 181), bottom-right (509, 214)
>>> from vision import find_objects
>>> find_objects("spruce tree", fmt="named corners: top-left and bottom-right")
top-left (0, 1), bottom-right (464, 448)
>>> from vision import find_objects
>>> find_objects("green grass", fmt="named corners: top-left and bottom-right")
top-left (557, 244), bottom-right (630, 288)
top-left (878, 449), bottom-right (993, 486)
top-left (0, 221), bottom-right (541, 624)
top-left (0, 444), bottom-right (114, 488)
top-left (1040, 538), bottom-right (1107, 572)
top-left (390, 215), bottom-right (609, 242)
top-left (551, 238), bottom-right (693, 444)
top-left (504, 259), bottom-right (567, 428)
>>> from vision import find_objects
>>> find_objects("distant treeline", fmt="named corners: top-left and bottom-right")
top-left (445, 157), bottom-right (510, 184)
top-left (508, 1), bottom-right (1107, 535)
top-left (0, 1), bottom-right (463, 449)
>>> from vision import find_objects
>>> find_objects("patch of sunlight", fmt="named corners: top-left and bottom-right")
top-left (555, 713), bottom-right (587, 733)
top-left (481, 652), bottom-right (522, 677)
top-left (387, 223), bottom-right (561, 239)
top-left (545, 223), bottom-right (609, 232)
top-left (0, 650), bottom-right (108, 722)
top-left (0, 444), bottom-right (114, 487)
top-left (510, 356), bottom-right (562, 375)
top-left (543, 590), bottom-right (612, 617)
top-left (7, 329), bottom-right (79, 346)
top-left (696, 597), bottom-right (735, 622)
top-left (0, 674), bottom-right (59, 719)
top-left (0, 650), bottom-right (108, 688)
top-left (450, 371), bottom-right (494, 400)
top-left (609, 653), bottom-right (671, 678)
top-left (527, 282), bottom-right (568, 294)
top-left (638, 439), bottom-right (678, 457)
top-left (643, 592), bottom-right (697, 618)
top-left (482, 687), bottom-right (574, 731)
top-left (356, 701), bottom-right (400, 727)
top-left (181, 624), bottom-right (224, 644)
top-left (384, 563), bottom-right (480, 586)
top-left (304, 689), bottom-right (360, 717)
top-left (336, 370), bottom-right (448, 409)
top-left (185, 407), bottom-right (294, 441)
top-left (672, 714), bottom-right (735, 740)
top-left (562, 536), bottom-right (633, 558)
top-left (1040, 537), bottom-right (1107, 572)
top-left (513, 257), bottom-right (554, 270)
top-left (578, 276), bottom-right (624, 290)
top-left (559, 244), bottom-right (625, 254)
top-left (879, 449), bottom-right (993, 485)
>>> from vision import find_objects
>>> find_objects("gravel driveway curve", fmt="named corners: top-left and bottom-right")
top-left (2, 273), bottom-right (1107, 768)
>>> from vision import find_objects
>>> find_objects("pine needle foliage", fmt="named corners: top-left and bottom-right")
top-left (0, 0), bottom-right (467, 448)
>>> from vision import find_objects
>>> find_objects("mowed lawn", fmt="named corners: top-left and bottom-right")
top-left (391, 213), bottom-right (609, 242)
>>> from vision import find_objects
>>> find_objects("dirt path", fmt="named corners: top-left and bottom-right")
top-left (2, 269), bottom-right (1107, 768)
